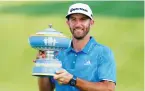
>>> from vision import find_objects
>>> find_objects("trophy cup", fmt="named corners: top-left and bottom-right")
top-left (28, 24), bottom-right (71, 76)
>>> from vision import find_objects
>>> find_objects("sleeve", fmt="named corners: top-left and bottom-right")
top-left (97, 47), bottom-right (116, 84)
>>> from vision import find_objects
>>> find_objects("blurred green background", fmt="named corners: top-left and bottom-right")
top-left (0, 1), bottom-right (144, 91)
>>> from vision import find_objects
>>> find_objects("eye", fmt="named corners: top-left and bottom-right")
top-left (81, 17), bottom-right (87, 21)
top-left (71, 18), bottom-right (76, 21)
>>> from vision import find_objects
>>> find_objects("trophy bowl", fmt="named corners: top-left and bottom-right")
top-left (28, 24), bottom-right (71, 76)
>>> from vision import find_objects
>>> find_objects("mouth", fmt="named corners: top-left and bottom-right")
top-left (73, 29), bottom-right (83, 34)
top-left (74, 28), bottom-right (83, 31)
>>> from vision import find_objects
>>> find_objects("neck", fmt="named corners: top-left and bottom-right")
top-left (72, 35), bottom-right (90, 52)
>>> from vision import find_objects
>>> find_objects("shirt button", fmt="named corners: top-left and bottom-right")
top-left (73, 61), bottom-right (75, 63)
top-left (75, 54), bottom-right (77, 56)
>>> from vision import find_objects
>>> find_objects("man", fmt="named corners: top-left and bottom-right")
top-left (38, 3), bottom-right (116, 91)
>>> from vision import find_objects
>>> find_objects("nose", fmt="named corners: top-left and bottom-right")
top-left (74, 20), bottom-right (82, 27)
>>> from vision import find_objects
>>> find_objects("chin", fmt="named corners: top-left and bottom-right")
top-left (74, 36), bottom-right (84, 40)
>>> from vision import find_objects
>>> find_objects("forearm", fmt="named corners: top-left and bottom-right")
top-left (38, 77), bottom-right (54, 91)
top-left (76, 78), bottom-right (115, 91)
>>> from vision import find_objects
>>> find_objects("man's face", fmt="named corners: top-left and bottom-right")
top-left (67, 13), bottom-right (94, 40)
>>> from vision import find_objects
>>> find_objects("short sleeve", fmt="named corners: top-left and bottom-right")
top-left (97, 47), bottom-right (116, 83)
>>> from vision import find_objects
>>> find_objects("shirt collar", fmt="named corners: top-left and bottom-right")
top-left (66, 36), bottom-right (97, 54)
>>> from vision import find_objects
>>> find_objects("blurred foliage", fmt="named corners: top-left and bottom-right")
top-left (0, 1), bottom-right (144, 17)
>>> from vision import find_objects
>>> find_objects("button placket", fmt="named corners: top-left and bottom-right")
top-left (71, 53), bottom-right (77, 69)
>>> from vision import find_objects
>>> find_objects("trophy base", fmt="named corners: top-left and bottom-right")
top-left (32, 59), bottom-right (62, 77)
top-left (32, 67), bottom-right (62, 76)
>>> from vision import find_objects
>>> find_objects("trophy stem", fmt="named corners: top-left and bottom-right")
top-left (45, 50), bottom-right (55, 60)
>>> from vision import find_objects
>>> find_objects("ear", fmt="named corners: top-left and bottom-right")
top-left (66, 20), bottom-right (69, 26)
top-left (90, 20), bottom-right (94, 26)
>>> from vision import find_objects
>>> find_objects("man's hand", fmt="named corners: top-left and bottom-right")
top-left (53, 69), bottom-right (73, 85)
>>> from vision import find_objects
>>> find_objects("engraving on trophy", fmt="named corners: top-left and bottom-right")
top-left (43, 37), bottom-right (57, 46)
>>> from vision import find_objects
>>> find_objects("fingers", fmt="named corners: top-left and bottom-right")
top-left (58, 77), bottom-right (65, 83)
top-left (36, 50), bottom-right (46, 59)
top-left (34, 51), bottom-right (46, 62)
top-left (54, 69), bottom-right (67, 79)
top-left (55, 69), bottom-right (66, 74)
top-left (54, 73), bottom-right (67, 85)
top-left (54, 72), bottom-right (66, 80)
top-left (54, 69), bottom-right (66, 84)
top-left (53, 69), bottom-right (73, 85)
top-left (57, 77), bottom-right (65, 85)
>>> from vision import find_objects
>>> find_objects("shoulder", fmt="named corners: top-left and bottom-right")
top-left (90, 37), bottom-right (113, 54)
top-left (95, 41), bottom-right (113, 55)
top-left (94, 42), bottom-right (115, 62)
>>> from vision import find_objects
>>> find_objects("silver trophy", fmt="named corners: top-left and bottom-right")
top-left (28, 24), bottom-right (71, 76)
